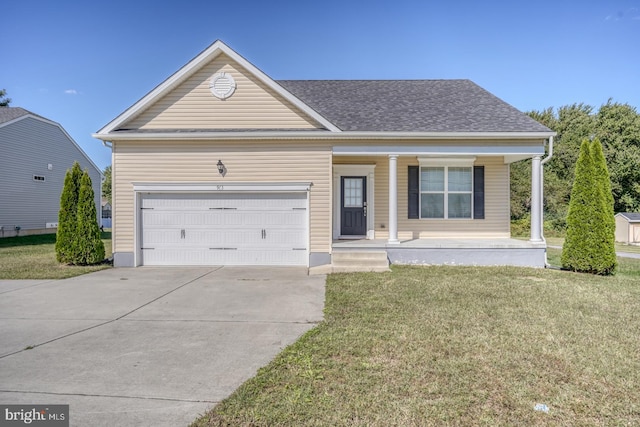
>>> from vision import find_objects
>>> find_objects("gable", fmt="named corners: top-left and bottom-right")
top-left (120, 53), bottom-right (323, 131)
top-left (0, 115), bottom-right (101, 175)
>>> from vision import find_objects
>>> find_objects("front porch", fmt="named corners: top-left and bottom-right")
top-left (321, 138), bottom-right (554, 272)
top-left (309, 238), bottom-right (547, 274)
top-left (334, 237), bottom-right (546, 266)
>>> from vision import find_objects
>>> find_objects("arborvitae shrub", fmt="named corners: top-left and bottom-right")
top-left (72, 170), bottom-right (105, 265)
top-left (562, 139), bottom-right (616, 275)
top-left (590, 138), bottom-right (617, 274)
top-left (56, 162), bottom-right (82, 263)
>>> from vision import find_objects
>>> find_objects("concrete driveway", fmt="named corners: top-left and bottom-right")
top-left (0, 267), bottom-right (326, 426)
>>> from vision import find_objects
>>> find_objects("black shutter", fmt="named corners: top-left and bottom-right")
top-left (473, 166), bottom-right (485, 219)
top-left (408, 166), bottom-right (419, 219)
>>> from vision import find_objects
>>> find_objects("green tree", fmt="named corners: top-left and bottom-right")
top-left (562, 139), bottom-right (616, 275)
top-left (0, 89), bottom-right (10, 107)
top-left (73, 170), bottom-right (105, 265)
top-left (513, 101), bottom-right (640, 228)
top-left (56, 162), bottom-right (83, 263)
top-left (595, 101), bottom-right (640, 212)
top-left (102, 165), bottom-right (112, 205)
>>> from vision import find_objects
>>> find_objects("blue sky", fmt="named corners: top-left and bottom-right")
top-left (3, 0), bottom-right (639, 171)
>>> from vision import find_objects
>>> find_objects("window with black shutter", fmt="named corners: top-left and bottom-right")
top-left (407, 164), bottom-right (484, 219)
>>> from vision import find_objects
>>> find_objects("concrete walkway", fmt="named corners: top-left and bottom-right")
top-left (0, 267), bottom-right (326, 426)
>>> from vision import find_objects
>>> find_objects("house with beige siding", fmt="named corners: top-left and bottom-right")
top-left (93, 40), bottom-right (555, 270)
top-left (1, 107), bottom-right (102, 238)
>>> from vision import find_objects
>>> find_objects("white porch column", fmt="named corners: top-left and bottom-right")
top-left (388, 154), bottom-right (399, 244)
top-left (530, 155), bottom-right (543, 242)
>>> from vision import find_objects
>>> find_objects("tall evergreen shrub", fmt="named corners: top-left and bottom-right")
top-left (590, 138), bottom-right (617, 273)
top-left (56, 162), bottom-right (82, 263)
top-left (562, 139), bottom-right (616, 274)
top-left (73, 170), bottom-right (105, 265)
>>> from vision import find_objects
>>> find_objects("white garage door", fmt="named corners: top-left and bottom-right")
top-left (139, 192), bottom-right (308, 266)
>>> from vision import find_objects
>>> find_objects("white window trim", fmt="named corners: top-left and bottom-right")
top-left (417, 156), bottom-right (476, 167)
top-left (419, 164), bottom-right (474, 220)
top-left (332, 164), bottom-right (376, 239)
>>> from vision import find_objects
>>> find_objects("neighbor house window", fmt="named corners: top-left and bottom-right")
top-left (419, 163), bottom-right (473, 219)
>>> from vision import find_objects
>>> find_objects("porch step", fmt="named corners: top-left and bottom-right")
top-left (329, 250), bottom-right (390, 273)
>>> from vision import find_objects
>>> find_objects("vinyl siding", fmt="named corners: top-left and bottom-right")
top-left (0, 117), bottom-right (101, 233)
top-left (124, 53), bottom-right (321, 130)
top-left (615, 215), bottom-right (629, 243)
top-left (112, 140), bottom-right (332, 254)
top-left (334, 155), bottom-right (510, 238)
top-left (615, 215), bottom-right (640, 243)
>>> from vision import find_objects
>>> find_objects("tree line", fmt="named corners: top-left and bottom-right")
top-left (511, 100), bottom-right (640, 231)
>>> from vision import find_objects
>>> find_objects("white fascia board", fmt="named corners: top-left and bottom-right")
top-left (96, 41), bottom-right (228, 135)
top-left (0, 113), bottom-right (65, 130)
top-left (93, 130), bottom-right (555, 142)
top-left (0, 114), bottom-right (31, 129)
top-left (95, 40), bottom-right (340, 135)
top-left (132, 182), bottom-right (312, 193)
top-left (333, 145), bottom-right (545, 156)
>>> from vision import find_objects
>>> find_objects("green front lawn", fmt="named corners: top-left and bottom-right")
top-left (0, 233), bottom-right (112, 279)
top-left (193, 249), bottom-right (640, 426)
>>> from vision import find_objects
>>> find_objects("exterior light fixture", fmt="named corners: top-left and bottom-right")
top-left (217, 160), bottom-right (225, 175)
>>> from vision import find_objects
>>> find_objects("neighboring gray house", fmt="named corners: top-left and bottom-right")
top-left (0, 107), bottom-right (102, 237)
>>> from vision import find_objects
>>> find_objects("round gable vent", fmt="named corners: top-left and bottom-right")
top-left (209, 72), bottom-right (236, 100)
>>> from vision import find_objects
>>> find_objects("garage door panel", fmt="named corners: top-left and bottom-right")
top-left (142, 229), bottom-right (185, 245)
top-left (260, 212), bottom-right (306, 227)
top-left (140, 192), bottom-right (308, 266)
top-left (142, 248), bottom-right (225, 266)
top-left (143, 248), bottom-right (307, 266)
top-left (214, 248), bottom-right (307, 266)
top-left (142, 211), bottom-right (184, 227)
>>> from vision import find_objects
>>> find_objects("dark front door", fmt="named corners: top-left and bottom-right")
top-left (341, 176), bottom-right (367, 236)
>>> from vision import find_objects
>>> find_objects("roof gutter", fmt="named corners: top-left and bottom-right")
top-left (93, 130), bottom-right (556, 142)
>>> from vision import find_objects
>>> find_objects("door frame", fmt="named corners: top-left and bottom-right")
top-left (333, 164), bottom-right (375, 239)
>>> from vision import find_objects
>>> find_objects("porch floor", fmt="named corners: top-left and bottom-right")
top-left (328, 238), bottom-right (547, 269)
top-left (332, 238), bottom-right (546, 250)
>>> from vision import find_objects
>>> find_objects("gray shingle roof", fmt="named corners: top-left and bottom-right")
top-left (277, 80), bottom-right (551, 133)
top-left (0, 107), bottom-right (32, 125)
top-left (618, 212), bottom-right (640, 222)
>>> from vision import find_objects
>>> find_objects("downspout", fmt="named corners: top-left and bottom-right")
top-left (101, 139), bottom-right (114, 263)
top-left (540, 136), bottom-right (554, 267)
